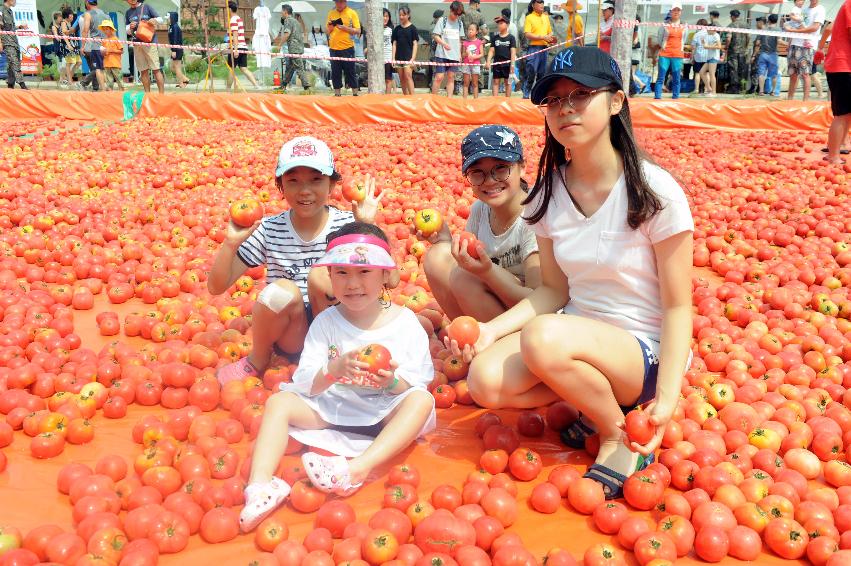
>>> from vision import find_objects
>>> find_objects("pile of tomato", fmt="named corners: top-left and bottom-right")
top-left (0, 117), bottom-right (851, 565)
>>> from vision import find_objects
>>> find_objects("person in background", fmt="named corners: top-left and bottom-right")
top-left (725, 9), bottom-right (749, 94)
top-left (812, 25), bottom-right (828, 98)
top-left (552, 13), bottom-right (567, 47)
top-left (523, 0), bottom-right (554, 99)
top-left (125, 0), bottom-right (165, 93)
top-left (51, 11), bottom-right (69, 87)
top-left (431, 1), bottom-right (465, 96)
top-left (654, 1), bottom-right (684, 99)
top-left (488, 14), bottom-right (516, 97)
top-left (696, 17), bottom-right (722, 97)
top-left (427, 9), bottom-right (444, 90)
top-left (80, 0), bottom-right (109, 91)
top-left (755, 14), bottom-right (780, 96)
top-left (226, 0), bottom-right (260, 90)
top-left (391, 5), bottom-right (418, 95)
top-left (327, 0), bottom-right (361, 96)
top-left (461, 22), bottom-right (483, 98)
top-left (60, 8), bottom-right (80, 86)
top-left (824, 0), bottom-right (851, 164)
top-left (310, 26), bottom-right (328, 47)
top-left (382, 8), bottom-right (394, 93)
top-left (279, 4), bottom-right (310, 93)
top-left (168, 12), bottom-right (189, 87)
top-left (99, 19), bottom-right (124, 91)
top-left (563, 0), bottom-right (584, 47)
top-left (746, 17), bottom-right (766, 94)
top-left (631, 14), bottom-right (645, 94)
top-left (785, 0), bottom-right (826, 101)
top-left (0, 0), bottom-right (28, 89)
top-left (598, 1), bottom-right (614, 53)
top-left (462, 0), bottom-right (485, 38)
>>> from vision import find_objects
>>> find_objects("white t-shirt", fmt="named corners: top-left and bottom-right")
top-left (525, 161), bottom-right (694, 344)
top-left (465, 200), bottom-right (538, 284)
top-left (383, 26), bottom-right (393, 62)
top-left (286, 306), bottom-right (435, 425)
top-left (790, 3), bottom-right (825, 47)
top-left (253, 5), bottom-right (271, 37)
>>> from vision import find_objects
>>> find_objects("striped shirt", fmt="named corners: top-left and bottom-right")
top-left (230, 14), bottom-right (247, 49)
top-left (237, 207), bottom-right (354, 299)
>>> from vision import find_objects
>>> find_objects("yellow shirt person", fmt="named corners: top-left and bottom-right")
top-left (524, 11), bottom-right (553, 47)
top-left (564, 0), bottom-right (585, 46)
top-left (327, 1), bottom-right (360, 51)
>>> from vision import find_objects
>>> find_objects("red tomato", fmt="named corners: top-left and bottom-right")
top-left (728, 525), bottom-right (762, 562)
top-left (357, 344), bottom-right (392, 374)
top-left (229, 198), bottom-right (264, 227)
top-left (148, 511), bottom-right (189, 554)
top-left (273, 540), bottom-right (308, 565)
top-left (623, 473), bottom-right (664, 511)
top-left (199, 507), bottom-right (239, 543)
top-left (303, 527), bottom-right (333, 554)
top-left (633, 532), bottom-right (677, 566)
top-left (480, 487), bottom-right (518, 528)
top-left (457, 231), bottom-right (481, 259)
top-left (764, 518), bottom-right (809, 559)
top-left (431, 485), bottom-right (462, 511)
top-left (432, 385), bottom-right (457, 409)
top-left (413, 510), bottom-right (475, 557)
top-left (617, 516), bottom-right (652, 550)
top-left (507, 448), bottom-right (543, 482)
top-left (479, 449), bottom-right (509, 475)
top-left (694, 526), bottom-right (730, 562)
top-left (474, 413), bottom-right (502, 438)
top-left (625, 410), bottom-right (655, 445)
top-left (545, 401), bottom-right (579, 431)
top-left (315, 500), bottom-right (356, 538)
top-left (593, 501), bottom-right (629, 535)
top-left (548, 465), bottom-right (581, 497)
top-left (290, 479), bottom-right (327, 513)
top-left (388, 464), bottom-right (421, 488)
top-left (446, 316), bottom-right (480, 349)
top-left (529, 482), bottom-right (561, 514)
top-left (361, 529), bottom-right (399, 565)
top-left (482, 425), bottom-right (520, 453)
top-left (567, 477), bottom-right (605, 515)
top-left (656, 514), bottom-right (695, 557)
top-left (583, 543), bottom-right (624, 566)
top-left (368, 508), bottom-right (412, 546)
top-left (516, 411), bottom-right (545, 437)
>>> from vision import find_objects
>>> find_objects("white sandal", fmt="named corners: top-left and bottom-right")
top-left (239, 477), bottom-right (291, 532)
top-left (301, 452), bottom-right (363, 496)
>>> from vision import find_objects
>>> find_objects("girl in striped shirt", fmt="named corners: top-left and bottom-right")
top-left (208, 136), bottom-right (383, 384)
top-left (226, 0), bottom-right (261, 89)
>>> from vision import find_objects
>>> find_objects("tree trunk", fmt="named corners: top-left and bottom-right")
top-left (611, 0), bottom-right (636, 93)
top-left (364, 0), bottom-right (383, 93)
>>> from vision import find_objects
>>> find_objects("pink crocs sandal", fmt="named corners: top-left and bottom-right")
top-left (217, 357), bottom-right (259, 386)
top-left (301, 452), bottom-right (363, 496)
top-left (239, 476), bottom-right (291, 532)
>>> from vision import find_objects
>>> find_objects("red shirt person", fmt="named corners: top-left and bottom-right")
top-left (824, 0), bottom-right (851, 164)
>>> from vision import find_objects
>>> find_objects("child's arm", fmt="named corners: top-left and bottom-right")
top-left (486, 44), bottom-right (494, 67)
top-left (207, 220), bottom-right (260, 295)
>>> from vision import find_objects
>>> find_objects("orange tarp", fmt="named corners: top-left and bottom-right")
top-left (0, 91), bottom-right (833, 131)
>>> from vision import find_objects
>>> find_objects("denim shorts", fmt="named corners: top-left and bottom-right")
top-left (618, 335), bottom-right (660, 413)
top-left (460, 64), bottom-right (481, 75)
top-left (434, 57), bottom-right (459, 74)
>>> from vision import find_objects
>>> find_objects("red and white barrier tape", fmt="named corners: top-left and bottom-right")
top-left (617, 18), bottom-right (814, 41)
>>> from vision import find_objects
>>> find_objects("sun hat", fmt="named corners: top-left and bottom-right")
top-left (530, 46), bottom-right (624, 105)
top-left (461, 125), bottom-right (524, 174)
top-left (313, 234), bottom-right (396, 270)
top-left (275, 136), bottom-right (336, 178)
top-left (99, 19), bottom-right (116, 30)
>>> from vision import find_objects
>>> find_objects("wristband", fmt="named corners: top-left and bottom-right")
top-left (385, 376), bottom-right (399, 391)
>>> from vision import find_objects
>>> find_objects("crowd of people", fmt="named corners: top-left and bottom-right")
top-left (0, 0), bottom-right (840, 102)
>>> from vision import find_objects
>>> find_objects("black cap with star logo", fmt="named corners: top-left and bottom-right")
top-left (461, 125), bottom-right (524, 174)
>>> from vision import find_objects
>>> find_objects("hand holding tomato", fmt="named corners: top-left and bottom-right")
top-left (621, 400), bottom-right (676, 456)
top-left (444, 321), bottom-right (498, 363)
top-left (413, 220), bottom-right (451, 245)
top-left (224, 218), bottom-right (262, 248)
top-left (451, 232), bottom-right (491, 276)
top-left (350, 173), bottom-right (385, 225)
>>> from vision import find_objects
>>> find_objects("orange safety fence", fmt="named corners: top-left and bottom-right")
top-left (0, 91), bottom-right (834, 131)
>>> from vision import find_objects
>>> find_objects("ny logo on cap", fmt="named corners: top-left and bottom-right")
top-left (291, 141), bottom-right (317, 158)
top-left (610, 59), bottom-right (622, 81)
top-left (552, 49), bottom-right (575, 72)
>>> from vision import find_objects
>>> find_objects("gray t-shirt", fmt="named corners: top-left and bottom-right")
top-left (281, 15), bottom-right (304, 54)
top-left (125, 4), bottom-right (159, 43)
top-left (84, 8), bottom-right (110, 52)
top-left (433, 15), bottom-right (464, 62)
top-left (465, 200), bottom-right (538, 283)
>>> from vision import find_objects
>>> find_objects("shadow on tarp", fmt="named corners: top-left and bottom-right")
top-left (0, 90), bottom-right (833, 131)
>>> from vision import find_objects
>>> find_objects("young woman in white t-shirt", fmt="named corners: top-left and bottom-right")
top-left (421, 125), bottom-right (541, 322)
top-left (460, 47), bottom-right (694, 499)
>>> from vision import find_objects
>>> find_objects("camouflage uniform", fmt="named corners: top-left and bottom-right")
top-left (1, 3), bottom-right (24, 88)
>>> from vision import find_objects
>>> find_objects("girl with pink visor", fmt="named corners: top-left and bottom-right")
top-left (239, 222), bottom-right (436, 532)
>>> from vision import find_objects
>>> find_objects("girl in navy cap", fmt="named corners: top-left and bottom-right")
top-left (421, 125), bottom-right (540, 322)
top-left (458, 47), bottom-right (694, 499)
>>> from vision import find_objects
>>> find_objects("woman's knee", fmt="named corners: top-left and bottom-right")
top-left (467, 356), bottom-right (505, 409)
top-left (265, 391), bottom-right (298, 413)
top-left (423, 243), bottom-right (452, 280)
top-left (405, 390), bottom-right (436, 412)
top-left (520, 314), bottom-right (576, 374)
top-left (253, 279), bottom-right (303, 318)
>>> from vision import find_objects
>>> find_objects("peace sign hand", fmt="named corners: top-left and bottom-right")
top-left (351, 173), bottom-right (385, 224)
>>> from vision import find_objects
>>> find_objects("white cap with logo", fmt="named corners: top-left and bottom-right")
top-left (275, 136), bottom-right (336, 177)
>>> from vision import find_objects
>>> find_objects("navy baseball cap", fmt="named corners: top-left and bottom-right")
top-left (530, 46), bottom-right (624, 105)
top-left (461, 125), bottom-right (524, 173)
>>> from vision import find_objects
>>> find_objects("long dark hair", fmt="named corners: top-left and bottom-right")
top-left (383, 8), bottom-right (393, 28)
top-left (523, 94), bottom-right (662, 229)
